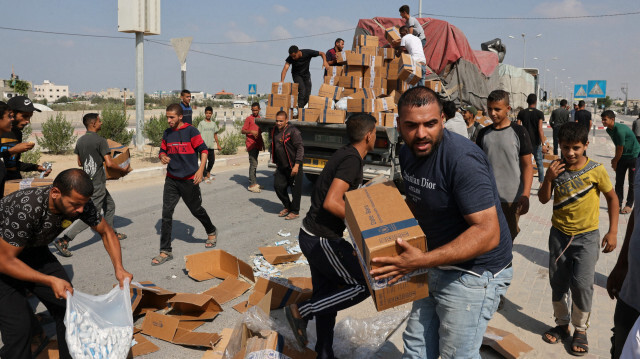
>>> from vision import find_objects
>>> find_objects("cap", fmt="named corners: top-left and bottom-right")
top-left (7, 96), bottom-right (41, 112)
top-left (462, 106), bottom-right (477, 117)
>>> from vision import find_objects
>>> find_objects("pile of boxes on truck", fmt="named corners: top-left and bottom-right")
top-left (266, 30), bottom-right (443, 127)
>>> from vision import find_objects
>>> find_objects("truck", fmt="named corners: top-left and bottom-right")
top-left (256, 16), bottom-right (538, 185)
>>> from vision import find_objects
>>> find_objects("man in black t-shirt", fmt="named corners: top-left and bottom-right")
top-left (281, 45), bottom-right (329, 108)
top-left (517, 93), bottom-right (546, 182)
top-left (284, 113), bottom-right (377, 359)
top-left (550, 99), bottom-right (570, 155)
top-left (575, 100), bottom-right (592, 131)
top-left (0, 169), bottom-right (133, 359)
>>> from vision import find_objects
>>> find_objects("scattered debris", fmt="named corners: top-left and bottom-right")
top-left (277, 230), bottom-right (291, 237)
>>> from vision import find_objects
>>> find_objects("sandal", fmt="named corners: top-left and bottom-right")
top-left (278, 209), bottom-right (290, 217)
top-left (205, 231), bottom-right (217, 248)
top-left (284, 213), bottom-right (299, 220)
top-left (542, 325), bottom-right (570, 344)
top-left (31, 331), bottom-right (50, 358)
top-left (570, 331), bottom-right (588, 356)
top-left (116, 232), bottom-right (127, 240)
top-left (284, 304), bottom-right (308, 347)
top-left (151, 251), bottom-right (173, 266)
top-left (53, 237), bottom-right (72, 257)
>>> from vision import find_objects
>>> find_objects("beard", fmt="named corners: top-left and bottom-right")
top-left (408, 130), bottom-right (443, 158)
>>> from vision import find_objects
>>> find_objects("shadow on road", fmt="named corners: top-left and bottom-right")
top-left (249, 198), bottom-right (285, 214)
top-left (153, 219), bottom-right (200, 244)
top-left (500, 296), bottom-right (549, 338)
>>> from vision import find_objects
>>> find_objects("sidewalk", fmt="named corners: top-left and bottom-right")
top-left (333, 133), bottom-right (625, 358)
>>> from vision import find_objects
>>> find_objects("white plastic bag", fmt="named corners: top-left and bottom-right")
top-left (335, 97), bottom-right (351, 111)
top-left (64, 279), bottom-right (133, 359)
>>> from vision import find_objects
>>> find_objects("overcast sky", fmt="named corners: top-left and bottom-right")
top-left (2, 0), bottom-right (638, 99)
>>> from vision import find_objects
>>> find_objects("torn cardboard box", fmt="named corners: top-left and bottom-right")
top-left (142, 311), bottom-right (220, 347)
top-left (482, 326), bottom-right (534, 359)
top-left (130, 281), bottom-right (176, 317)
top-left (166, 293), bottom-right (223, 321)
top-left (128, 333), bottom-right (159, 357)
top-left (202, 277), bottom-right (251, 305)
top-left (4, 178), bottom-right (54, 197)
top-left (259, 246), bottom-right (303, 265)
top-left (201, 328), bottom-right (234, 359)
top-left (235, 276), bottom-right (312, 312)
top-left (105, 139), bottom-right (131, 180)
top-left (185, 249), bottom-right (255, 282)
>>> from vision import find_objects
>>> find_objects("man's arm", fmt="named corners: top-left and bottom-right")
top-left (538, 118), bottom-right (546, 145)
top-left (240, 118), bottom-right (259, 136)
top-left (318, 51), bottom-right (330, 70)
top-left (214, 133), bottom-right (222, 151)
top-left (104, 154), bottom-right (131, 175)
top-left (322, 178), bottom-right (350, 219)
top-left (601, 188), bottom-right (619, 253)
top-left (77, 155), bottom-right (82, 167)
top-left (280, 62), bottom-right (290, 82)
top-left (291, 129), bottom-right (304, 177)
top-left (518, 154), bottom-right (533, 215)
top-left (538, 160), bottom-right (564, 203)
top-left (371, 206), bottom-right (501, 283)
top-left (612, 145), bottom-right (623, 170)
top-left (91, 218), bottom-right (132, 288)
top-left (607, 209), bottom-right (634, 299)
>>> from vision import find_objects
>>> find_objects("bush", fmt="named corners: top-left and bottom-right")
top-left (192, 113), bottom-right (205, 129)
top-left (36, 113), bottom-right (77, 154)
top-left (20, 147), bottom-right (41, 178)
top-left (100, 105), bottom-right (134, 145)
top-left (143, 114), bottom-right (168, 147)
top-left (218, 121), bottom-right (246, 155)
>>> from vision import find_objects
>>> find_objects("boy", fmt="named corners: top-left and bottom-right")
top-left (241, 102), bottom-right (264, 193)
top-left (179, 89), bottom-right (193, 125)
top-left (151, 104), bottom-right (218, 265)
top-left (517, 93), bottom-right (546, 183)
top-left (54, 113), bottom-right (131, 257)
top-left (197, 106), bottom-right (222, 183)
top-left (476, 90), bottom-right (533, 240)
top-left (285, 113), bottom-right (376, 359)
top-left (538, 122), bottom-right (618, 356)
top-left (270, 111), bottom-right (304, 220)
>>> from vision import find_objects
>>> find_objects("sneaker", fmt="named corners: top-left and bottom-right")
top-left (247, 185), bottom-right (261, 193)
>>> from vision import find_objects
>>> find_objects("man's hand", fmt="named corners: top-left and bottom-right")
top-left (517, 196), bottom-right (530, 215)
top-left (193, 170), bottom-right (204, 185)
top-left (115, 268), bottom-right (133, 289)
top-left (607, 263), bottom-right (628, 299)
top-left (217, 145), bottom-right (222, 151)
top-left (546, 160), bottom-right (565, 182)
top-left (121, 164), bottom-right (133, 175)
top-left (370, 239), bottom-right (425, 284)
top-left (602, 232), bottom-right (617, 253)
top-left (612, 159), bottom-right (619, 171)
top-left (37, 165), bottom-right (52, 177)
top-left (323, 61), bottom-right (330, 70)
top-left (291, 164), bottom-right (299, 177)
top-left (160, 154), bottom-right (171, 165)
top-left (50, 276), bottom-right (73, 299)
top-left (10, 142), bottom-right (35, 154)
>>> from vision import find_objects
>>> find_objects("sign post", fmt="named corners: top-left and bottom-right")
top-left (587, 80), bottom-right (607, 136)
top-left (171, 37), bottom-right (193, 91)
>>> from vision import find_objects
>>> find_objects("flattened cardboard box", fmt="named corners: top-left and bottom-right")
top-left (482, 326), bottom-right (534, 359)
top-left (267, 94), bottom-right (297, 108)
top-left (318, 83), bottom-right (344, 100)
top-left (235, 276), bottom-right (312, 311)
top-left (185, 249), bottom-right (255, 282)
top-left (128, 333), bottom-right (159, 357)
top-left (271, 82), bottom-right (298, 96)
top-left (259, 246), bottom-right (303, 265)
top-left (129, 281), bottom-right (176, 317)
top-left (307, 95), bottom-right (335, 110)
top-left (203, 277), bottom-right (251, 305)
top-left (317, 108), bottom-right (346, 124)
top-left (105, 139), bottom-right (131, 180)
top-left (4, 178), bottom-right (54, 196)
top-left (142, 311), bottom-right (220, 347)
top-left (166, 293), bottom-right (223, 321)
top-left (345, 181), bottom-right (427, 272)
top-left (299, 108), bottom-right (321, 122)
top-left (264, 106), bottom-right (293, 121)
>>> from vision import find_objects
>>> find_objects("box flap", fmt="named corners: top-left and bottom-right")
top-left (482, 326), bottom-right (534, 359)
top-left (232, 300), bottom-right (250, 314)
top-left (141, 311), bottom-right (180, 342)
top-left (167, 293), bottom-right (223, 321)
top-left (202, 278), bottom-right (251, 305)
top-left (248, 277), bottom-right (310, 310)
top-left (129, 333), bottom-right (159, 357)
top-left (201, 327), bottom-right (234, 359)
top-left (173, 328), bottom-right (221, 347)
top-left (259, 246), bottom-right (303, 265)
top-left (185, 250), bottom-right (255, 282)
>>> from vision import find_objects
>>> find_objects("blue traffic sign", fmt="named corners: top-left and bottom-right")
top-left (587, 80), bottom-right (606, 98)
top-left (248, 84), bottom-right (257, 95)
top-left (574, 84), bottom-right (587, 99)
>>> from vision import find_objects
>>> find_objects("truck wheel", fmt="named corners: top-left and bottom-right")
top-left (305, 173), bottom-right (319, 183)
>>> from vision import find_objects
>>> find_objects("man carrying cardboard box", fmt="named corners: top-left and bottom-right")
top-left (396, 26), bottom-right (427, 87)
top-left (281, 45), bottom-right (330, 108)
top-left (285, 113), bottom-right (377, 359)
top-left (370, 87), bottom-right (513, 359)
top-left (324, 38), bottom-right (344, 76)
top-left (54, 113), bottom-right (131, 257)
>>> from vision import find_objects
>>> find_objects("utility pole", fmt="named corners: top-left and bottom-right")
top-left (418, 0), bottom-right (422, 17)
top-left (622, 82), bottom-right (629, 115)
top-left (171, 37), bottom-right (193, 91)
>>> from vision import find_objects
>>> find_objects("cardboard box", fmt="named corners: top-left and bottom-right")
top-left (398, 57), bottom-right (422, 85)
top-left (384, 59), bottom-right (400, 80)
top-left (344, 65), bottom-right (365, 77)
top-left (354, 46), bottom-right (377, 56)
top-left (336, 52), bottom-right (373, 67)
top-left (130, 281), bottom-right (176, 317)
top-left (363, 77), bottom-right (386, 89)
top-left (384, 26), bottom-right (401, 44)
top-left (325, 65), bottom-right (343, 77)
top-left (299, 108), bottom-right (321, 122)
top-left (347, 98), bottom-right (376, 113)
top-left (166, 293), bottom-right (223, 321)
top-left (542, 154), bottom-right (560, 168)
top-left (3, 178), bottom-right (54, 197)
top-left (318, 83), bottom-right (344, 100)
top-left (318, 108), bottom-right (347, 124)
top-left (105, 140), bottom-right (131, 180)
top-left (342, 88), bottom-right (356, 98)
top-left (267, 94), bottom-right (297, 108)
top-left (202, 277), bottom-right (251, 305)
top-left (354, 35), bottom-right (379, 48)
top-left (271, 82), bottom-right (299, 96)
top-left (338, 76), bottom-right (363, 89)
top-left (350, 88), bottom-right (384, 100)
top-left (247, 276), bottom-right (312, 310)
top-left (200, 328), bottom-right (234, 359)
top-left (259, 246), bottom-right (303, 265)
top-left (141, 311), bottom-right (221, 347)
top-left (323, 76), bottom-right (339, 86)
top-left (184, 249), bottom-right (255, 282)
top-left (265, 106), bottom-right (293, 120)
top-left (424, 80), bottom-right (442, 93)
top-left (482, 326), bottom-right (534, 359)
top-left (364, 66), bottom-right (383, 78)
top-left (376, 97), bottom-right (397, 112)
top-left (308, 95), bottom-right (335, 110)
top-left (129, 333), bottom-right (159, 357)
top-left (387, 79), bottom-right (410, 94)
top-left (377, 47), bottom-right (396, 60)
top-left (372, 112), bottom-right (397, 127)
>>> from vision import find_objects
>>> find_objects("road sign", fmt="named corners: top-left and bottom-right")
top-left (574, 84), bottom-right (587, 99)
top-left (587, 80), bottom-right (606, 98)
top-left (248, 84), bottom-right (257, 95)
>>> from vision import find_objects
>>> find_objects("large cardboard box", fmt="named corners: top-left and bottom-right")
top-left (307, 95), bottom-right (335, 110)
top-left (184, 249), bottom-right (255, 282)
top-left (384, 27), bottom-right (401, 44)
top-left (372, 112), bottom-right (397, 127)
top-left (377, 47), bottom-right (396, 60)
top-left (375, 97), bottom-right (397, 112)
top-left (267, 94), bottom-right (297, 108)
top-left (323, 76), bottom-right (339, 86)
top-left (299, 108), bottom-right (321, 122)
top-left (344, 65), bottom-right (365, 77)
top-left (105, 140), bottom-right (131, 180)
top-left (325, 65), bottom-right (343, 77)
top-left (166, 293), bottom-right (223, 321)
top-left (354, 46), bottom-right (377, 56)
top-left (350, 88), bottom-right (385, 100)
top-left (338, 76), bottom-right (363, 89)
top-left (317, 108), bottom-right (347, 124)
top-left (384, 58), bottom-right (400, 80)
top-left (141, 312), bottom-right (220, 347)
top-left (318, 83), bottom-right (344, 100)
top-left (265, 106), bottom-right (293, 120)
top-left (3, 178), bottom-right (54, 197)
top-left (347, 98), bottom-right (376, 113)
top-left (364, 66), bottom-right (383, 78)
top-left (271, 82), bottom-right (298, 96)
top-left (354, 34), bottom-right (379, 48)
top-left (424, 80), bottom-right (442, 93)
top-left (363, 77), bottom-right (386, 89)
top-left (398, 55), bottom-right (422, 85)
top-left (129, 281), bottom-right (176, 317)
top-left (387, 79), bottom-right (410, 94)
top-left (336, 52), bottom-right (375, 67)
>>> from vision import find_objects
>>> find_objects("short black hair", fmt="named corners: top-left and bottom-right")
top-left (288, 46), bottom-right (299, 55)
top-left (346, 113), bottom-right (376, 143)
top-left (335, 38), bottom-right (344, 45)
top-left (82, 113), bottom-right (99, 128)
top-left (558, 122), bottom-right (588, 145)
top-left (488, 90), bottom-right (510, 106)
top-left (53, 168), bottom-right (94, 198)
top-left (180, 89), bottom-right (191, 96)
top-left (526, 93), bottom-right (537, 105)
top-left (399, 25), bottom-right (409, 33)
top-left (276, 110), bottom-right (288, 119)
top-left (0, 102), bottom-right (9, 120)
top-left (399, 5), bottom-right (410, 14)
top-left (601, 110), bottom-right (615, 119)
top-left (251, 102), bottom-right (260, 108)
top-left (442, 101), bottom-right (457, 119)
top-left (559, 99), bottom-right (567, 107)
top-left (166, 103), bottom-right (183, 116)
top-left (397, 86), bottom-right (442, 117)
top-left (205, 106), bottom-right (213, 113)
top-left (578, 100), bottom-right (586, 107)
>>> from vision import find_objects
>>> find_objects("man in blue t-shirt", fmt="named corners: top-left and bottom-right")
top-left (179, 89), bottom-right (193, 125)
top-left (371, 86), bottom-right (513, 359)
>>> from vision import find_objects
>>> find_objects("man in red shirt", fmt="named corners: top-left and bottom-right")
top-left (241, 102), bottom-right (265, 193)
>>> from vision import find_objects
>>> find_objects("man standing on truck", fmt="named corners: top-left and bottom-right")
top-left (270, 111), bottom-right (304, 220)
top-left (397, 26), bottom-right (427, 87)
top-left (242, 102), bottom-right (264, 193)
top-left (399, 5), bottom-right (426, 47)
top-left (281, 46), bottom-right (330, 109)
top-left (324, 38), bottom-right (344, 76)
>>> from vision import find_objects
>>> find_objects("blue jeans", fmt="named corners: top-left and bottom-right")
top-left (402, 266), bottom-right (513, 359)
top-left (534, 144), bottom-right (544, 182)
top-left (418, 63), bottom-right (427, 87)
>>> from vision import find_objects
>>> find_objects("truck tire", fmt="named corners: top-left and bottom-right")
top-left (305, 173), bottom-right (319, 183)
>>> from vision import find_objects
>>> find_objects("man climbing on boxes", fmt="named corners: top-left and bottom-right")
top-left (396, 26), bottom-right (427, 87)
top-left (281, 45), bottom-right (330, 108)
top-left (285, 113), bottom-right (377, 359)
top-left (399, 4), bottom-right (426, 47)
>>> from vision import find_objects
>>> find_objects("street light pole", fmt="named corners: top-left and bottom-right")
top-left (509, 33), bottom-right (541, 68)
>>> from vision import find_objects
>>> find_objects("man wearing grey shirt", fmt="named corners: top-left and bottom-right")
top-left (399, 5), bottom-right (426, 47)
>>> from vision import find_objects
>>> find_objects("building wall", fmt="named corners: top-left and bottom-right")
top-left (34, 81), bottom-right (69, 102)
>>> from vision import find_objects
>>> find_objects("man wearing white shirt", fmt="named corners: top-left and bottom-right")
top-left (397, 26), bottom-right (427, 87)
top-left (399, 5), bottom-right (426, 47)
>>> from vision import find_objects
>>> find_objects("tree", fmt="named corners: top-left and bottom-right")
top-left (55, 96), bottom-right (70, 104)
top-left (143, 114), bottom-right (168, 147)
top-left (100, 104), bottom-right (134, 145)
top-left (597, 96), bottom-right (613, 109)
top-left (36, 113), bottom-right (77, 154)
top-left (217, 94), bottom-right (233, 100)
top-left (11, 80), bottom-right (30, 95)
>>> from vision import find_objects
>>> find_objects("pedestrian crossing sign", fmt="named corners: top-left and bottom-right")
top-left (574, 84), bottom-right (587, 99)
top-left (248, 84), bottom-right (257, 95)
top-left (587, 80), bottom-right (606, 98)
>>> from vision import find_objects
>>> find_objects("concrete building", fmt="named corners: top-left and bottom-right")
top-left (0, 79), bottom-right (35, 100)
top-left (96, 88), bottom-right (134, 100)
top-left (34, 80), bottom-right (69, 102)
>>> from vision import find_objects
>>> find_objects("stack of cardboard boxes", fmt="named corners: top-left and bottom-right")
top-left (265, 82), bottom-right (299, 120)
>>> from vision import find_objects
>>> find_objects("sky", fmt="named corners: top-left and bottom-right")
top-left (2, 0), bottom-right (639, 99)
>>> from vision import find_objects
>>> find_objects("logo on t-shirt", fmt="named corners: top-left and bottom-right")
top-left (402, 170), bottom-right (437, 196)
top-left (84, 157), bottom-right (98, 179)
